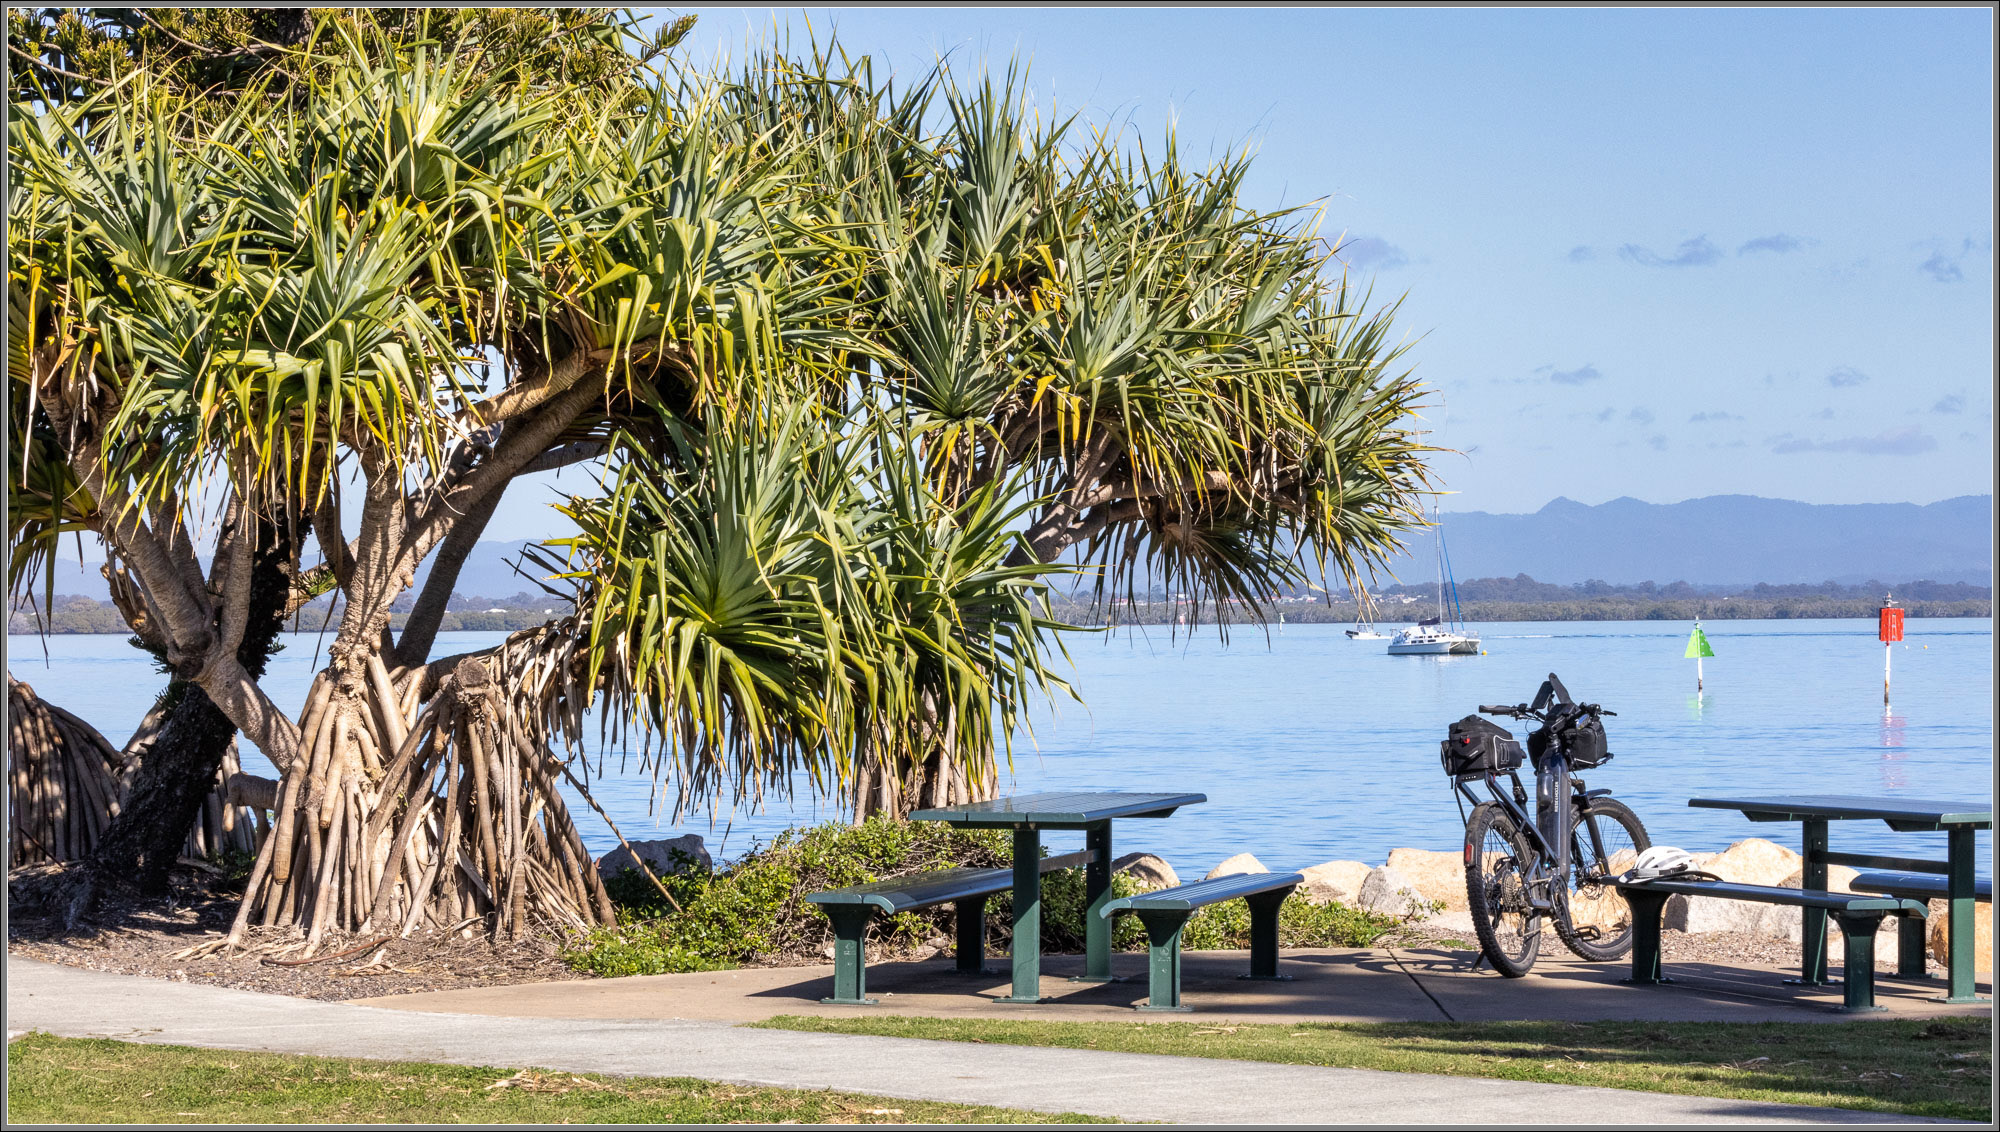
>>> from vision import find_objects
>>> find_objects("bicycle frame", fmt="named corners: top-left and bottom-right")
top-left (1453, 755), bottom-right (1614, 913)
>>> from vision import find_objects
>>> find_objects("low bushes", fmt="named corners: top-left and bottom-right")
top-left (563, 818), bottom-right (1399, 977)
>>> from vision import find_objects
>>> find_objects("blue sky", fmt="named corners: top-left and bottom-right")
top-left (632, 5), bottom-right (1993, 518)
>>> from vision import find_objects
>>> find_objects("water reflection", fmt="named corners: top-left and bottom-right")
top-left (1878, 709), bottom-right (1908, 789)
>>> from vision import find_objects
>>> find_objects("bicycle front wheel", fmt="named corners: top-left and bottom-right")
top-left (1556, 797), bottom-right (1650, 961)
top-left (1464, 802), bottom-right (1541, 977)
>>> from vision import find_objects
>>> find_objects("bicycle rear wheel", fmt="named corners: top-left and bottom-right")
top-left (1464, 803), bottom-right (1541, 977)
top-left (1556, 797), bottom-right (1650, 961)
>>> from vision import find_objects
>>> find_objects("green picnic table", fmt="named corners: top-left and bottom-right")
top-left (1689, 794), bottom-right (1992, 1002)
top-left (911, 790), bottom-right (1205, 1003)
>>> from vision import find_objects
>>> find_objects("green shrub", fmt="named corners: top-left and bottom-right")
top-left (1178, 891), bottom-right (1398, 951)
top-left (563, 819), bottom-right (1395, 977)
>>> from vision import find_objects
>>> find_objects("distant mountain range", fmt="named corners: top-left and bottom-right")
top-left (27, 494), bottom-right (1993, 602)
top-left (1370, 494), bottom-right (1992, 588)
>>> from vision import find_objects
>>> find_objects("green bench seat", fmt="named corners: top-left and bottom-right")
top-left (1850, 872), bottom-right (1992, 977)
top-left (1100, 871), bottom-right (1304, 1012)
top-left (1610, 877), bottom-right (1927, 1012)
top-left (808, 850), bottom-right (1094, 1005)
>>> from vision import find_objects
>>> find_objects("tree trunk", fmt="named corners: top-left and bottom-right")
top-left (67, 514), bottom-right (302, 914)
top-left (224, 643), bottom-right (616, 951)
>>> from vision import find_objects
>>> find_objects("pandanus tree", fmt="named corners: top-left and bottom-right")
top-left (9, 15), bottom-right (1431, 949)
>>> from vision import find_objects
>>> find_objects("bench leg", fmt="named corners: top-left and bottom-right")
top-left (1134, 910), bottom-right (1192, 1011)
top-left (1241, 886), bottom-right (1296, 981)
top-left (820, 905), bottom-right (879, 1005)
top-left (1835, 914), bottom-right (1886, 1013)
top-left (1621, 889), bottom-right (1673, 985)
top-left (954, 895), bottom-right (996, 975)
top-left (1895, 910), bottom-right (1930, 979)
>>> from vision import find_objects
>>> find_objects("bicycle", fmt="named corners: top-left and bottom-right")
top-left (1442, 672), bottom-right (1651, 976)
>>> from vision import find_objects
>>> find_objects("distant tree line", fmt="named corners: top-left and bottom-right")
top-left (1045, 573), bottom-right (1991, 627)
top-left (15, 574), bottom-right (1989, 635)
top-left (10, 592), bottom-right (573, 635)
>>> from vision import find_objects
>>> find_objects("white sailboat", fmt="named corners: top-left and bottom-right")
top-left (1387, 512), bottom-right (1480, 656)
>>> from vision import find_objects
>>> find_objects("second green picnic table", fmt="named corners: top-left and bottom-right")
top-left (1689, 793), bottom-right (1991, 1002)
top-left (911, 790), bottom-right (1206, 1002)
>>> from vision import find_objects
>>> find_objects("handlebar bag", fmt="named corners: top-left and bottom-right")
top-left (1530, 715), bottom-right (1612, 769)
top-left (1441, 715), bottom-right (1524, 775)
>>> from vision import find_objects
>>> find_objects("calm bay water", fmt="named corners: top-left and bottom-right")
top-left (7, 618), bottom-right (1991, 874)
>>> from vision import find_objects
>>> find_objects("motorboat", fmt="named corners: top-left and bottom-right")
top-left (1345, 623), bottom-right (1390, 640)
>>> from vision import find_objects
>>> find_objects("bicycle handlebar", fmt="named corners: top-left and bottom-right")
top-left (1478, 701), bottom-right (1616, 720)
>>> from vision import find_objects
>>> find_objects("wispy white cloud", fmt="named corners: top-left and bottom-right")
top-left (1337, 236), bottom-right (1409, 271)
top-left (1619, 236), bottom-right (1722, 268)
top-left (1771, 426), bottom-right (1937, 456)
top-left (1932, 392), bottom-right (1967, 414)
top-left (1738, 234), bottom-right (1807, 255)
top-left (1542, 363), bottom-right (1603, 385)
top-left (1825, 366), bottom-right (1868, 388)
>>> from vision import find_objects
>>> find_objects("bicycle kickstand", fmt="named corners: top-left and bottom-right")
top-left (1464, 949), bottom-right (1489, 973)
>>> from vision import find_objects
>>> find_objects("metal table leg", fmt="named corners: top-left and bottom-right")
top-left (997, 825), bottom-right (1046, 1003)
top-left (1788, 819), bottom-right (1833, 986)
top-left (1074, 821), bottom-right (1116, 982)
top-left (1943, 827), bottom-right (1988, 1003)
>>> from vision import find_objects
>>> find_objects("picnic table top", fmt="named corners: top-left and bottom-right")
top-left (1688, 794), bottom-right (1993, 831)
top-left (910, 790), bottom-right (1206, 827)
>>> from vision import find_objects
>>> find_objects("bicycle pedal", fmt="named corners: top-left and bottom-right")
top-left (1573, 925), bottom-right (1602, 941)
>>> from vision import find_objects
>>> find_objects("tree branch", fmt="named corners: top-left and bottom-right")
top-left (454, 345), bottom-right (609, 430)
top-left (393, 485), bottom-right (504, 668)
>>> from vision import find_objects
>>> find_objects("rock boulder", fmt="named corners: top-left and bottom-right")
top-left (1928, 901), bottom-right (1993, 976)
top-left (1298, 860), bottom-right (1372, 905)
top-left (1357, 865), bottom-right (1426, 919)
top-left (1204, 853), bottom-right (1269, 880)
top-left (1385, 847), bottom-right (1465, 912)
top-left (1704, 838), bottom-right (1802, 886)
top-left (1113, 852), bottom-right (1180, 890)
top-left (597, 834), bottom-right (711, 880)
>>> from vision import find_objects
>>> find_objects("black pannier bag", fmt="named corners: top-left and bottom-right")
top-left (1441, 715), bottom-right (1524, 776)
top-left (1528, 715), bottom-right (1612, 770)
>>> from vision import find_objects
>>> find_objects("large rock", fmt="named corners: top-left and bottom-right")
top-left (1113, 852), bottom-right (1179, 890)
top-left (597, 834), bottom-right (711, 879)
top-left (1568, 848), bottom-right (1644, 932)
top-left (1357, 865), bottom-right (1428, 919)
top-left (1705, 838), bottom-right (1802, 886)
top-left (1298, 860), bottom-right (1372, 905)
top-left (1386, 847), bottom-right (1466, 912)
top-left (1928, 901), bottom-right (1994, 976)
top-left (1662, 857), bottom-right (1860, 942)
top-left (1665, 890), bottom-right (1800, 939)
top-left (1204, 853), bottom-right (1269, 880)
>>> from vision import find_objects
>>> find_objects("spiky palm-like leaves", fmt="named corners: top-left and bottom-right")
top-left (554, 405), bottom-right (1072, 818)
top-left (12, 14), bottom-right (1433, 945)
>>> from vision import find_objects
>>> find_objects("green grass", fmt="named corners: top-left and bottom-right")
top-left (755, 1016), bottom-right (1991, 1122)
top-left (4, 1033), bottom-right (1107, 1125)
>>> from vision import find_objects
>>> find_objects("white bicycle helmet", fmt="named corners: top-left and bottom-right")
top-left (1624, 846), bottom-right (1699, 881)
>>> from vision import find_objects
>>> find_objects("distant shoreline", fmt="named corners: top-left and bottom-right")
top-left (1048, 598), bottom-right (1990, 627)
top-left (8, 599), bottom-right (1989, 635)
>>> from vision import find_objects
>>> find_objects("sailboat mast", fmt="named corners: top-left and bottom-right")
top-left (1434, 511), bottom-right (1446, 623)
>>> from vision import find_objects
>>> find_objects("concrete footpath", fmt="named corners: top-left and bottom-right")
top-left (5, 957), bottom-right (1961, 1125)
